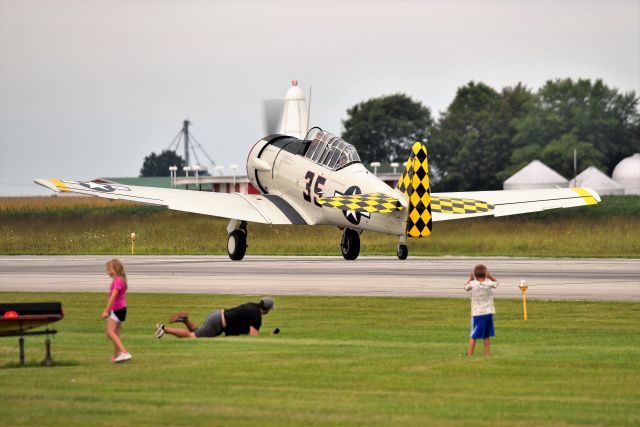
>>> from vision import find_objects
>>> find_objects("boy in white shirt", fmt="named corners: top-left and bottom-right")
top-left (464, 264), bottom-right (498, 356)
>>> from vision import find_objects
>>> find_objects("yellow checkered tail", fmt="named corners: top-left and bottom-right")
top-left (397, 142), bottom-right (431, 238)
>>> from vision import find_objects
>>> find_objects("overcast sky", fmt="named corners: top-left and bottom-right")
top-left (1, 0), bottom-right (638, 196)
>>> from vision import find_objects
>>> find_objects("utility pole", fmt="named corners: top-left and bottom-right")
top-left (183, 120), bottom-right (191, 166)
top-left (573, 148), bottom-right (577, 187)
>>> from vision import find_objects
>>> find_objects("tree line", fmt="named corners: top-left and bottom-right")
top-left (342, 78), bottom-right (639, 192)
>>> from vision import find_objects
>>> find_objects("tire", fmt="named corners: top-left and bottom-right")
top-left (341, 229), bottom-right (360, 260)
top-left (227, 229), bottom-right (247, 261)
top-left (397, 244), bottom-right (408, 260)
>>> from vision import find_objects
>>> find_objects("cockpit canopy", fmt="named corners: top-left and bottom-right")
top-left (304, 128), bottom-right (361, 170)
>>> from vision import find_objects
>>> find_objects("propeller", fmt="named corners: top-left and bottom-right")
top-left (263, 99), bottom-right (284, 135)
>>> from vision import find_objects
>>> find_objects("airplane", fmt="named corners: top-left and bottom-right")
top-left (35, 127), bottom-right (601, 261)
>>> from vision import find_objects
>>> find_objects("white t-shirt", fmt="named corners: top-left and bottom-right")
top-left (465, 279), bottom-right (498, 316)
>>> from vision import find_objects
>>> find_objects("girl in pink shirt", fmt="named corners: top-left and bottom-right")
top-left (102, 259), bottom-right (131, 363)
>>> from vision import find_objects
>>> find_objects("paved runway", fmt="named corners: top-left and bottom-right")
top-left (0, 256), bottom-right (638, 300)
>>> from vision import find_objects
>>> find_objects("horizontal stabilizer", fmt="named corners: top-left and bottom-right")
top-left (431, 196), bottom-right (494, 214)
top-left (431, 187), bottom-right (601, 221)
top-left (317, 192), bottom-right (403, 214)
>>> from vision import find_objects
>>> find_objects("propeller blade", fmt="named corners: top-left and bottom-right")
top-left (263, 99), bottom-right (284, 135)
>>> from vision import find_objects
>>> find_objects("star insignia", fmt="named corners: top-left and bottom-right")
top-left (70, 181), bottom-right (130, 193)
top-left (334, 186), bottom-right (370, 225)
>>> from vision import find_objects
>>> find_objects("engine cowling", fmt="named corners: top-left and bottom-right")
top-left (246, 134), bottom-right (304, 194)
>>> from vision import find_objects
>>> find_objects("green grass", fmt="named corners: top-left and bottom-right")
top-left (0, 196), bottom-right (638, 257)
top-left (1, 293), bottom-right (639, 426)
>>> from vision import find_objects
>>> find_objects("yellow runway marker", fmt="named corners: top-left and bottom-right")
top-left (519, 280), bottom-right (529, 320)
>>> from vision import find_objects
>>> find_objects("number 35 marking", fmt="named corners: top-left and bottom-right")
top-left (303, 171), bottom-right (325, 207)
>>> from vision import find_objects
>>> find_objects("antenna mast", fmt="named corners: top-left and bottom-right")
top-left (183, 120), bottom-right (190, 166)
top-left (166, 119), bottom-right (217, 170)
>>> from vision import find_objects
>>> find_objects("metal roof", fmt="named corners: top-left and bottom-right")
top-left (504, 160), bottom-right (568, 190)
top-left (572, 166), bottom-right (624, 195)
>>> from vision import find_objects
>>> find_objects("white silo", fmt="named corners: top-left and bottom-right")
top-left (279, 80), bottom-right (309, 140)
top-left (612, 153), bottom-right (640, 195)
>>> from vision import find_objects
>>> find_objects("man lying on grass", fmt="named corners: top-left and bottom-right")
top-left (155, 297), bottom-right (274, 339)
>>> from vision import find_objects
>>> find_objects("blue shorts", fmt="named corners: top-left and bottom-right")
top-left (470, 314), bottom-right (494, 339)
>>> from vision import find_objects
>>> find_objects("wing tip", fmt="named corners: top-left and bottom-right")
top-left (34, 178), bottom-right (68, 193)
top-left (573, 187), bottom-right (601, 205)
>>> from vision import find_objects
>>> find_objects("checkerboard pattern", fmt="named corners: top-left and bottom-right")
top-left (317, 193), bottom-right (403, 213)
top-left (397, 142), bottom-right (431, 238)
top-left (431, 196), bottom-right (494, 214)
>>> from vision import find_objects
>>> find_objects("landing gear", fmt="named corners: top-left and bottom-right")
top-left (341, 228), bottom-right (360, 260)
top-left (396, 244), bottom-right (408, 260)
top-left (227, 220), bottom-right (247, 261)
top-left (396, 235), bottom-right (408, 260)
top-left (227, 230), bottom-right (246, 260)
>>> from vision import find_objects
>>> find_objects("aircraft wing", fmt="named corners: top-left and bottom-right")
top-left (430, 187), bottom-right (600, 222)
top-left (316, 192), bottom-right (404, 213)
top-left (33, 178), bottom-right (308, 225)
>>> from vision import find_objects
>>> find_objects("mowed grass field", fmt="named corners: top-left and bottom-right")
top-left (0, 293), bottom-right (638, 426)
top-left (1, 195), bottom-right (638, 257)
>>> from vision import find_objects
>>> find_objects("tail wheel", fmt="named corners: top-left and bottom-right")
top-left (227, 229), bottom-right (247, 261)
top-left (341, 229), bottom-right (360, 260)
top-left (397, 244), bottom-right (408, 260)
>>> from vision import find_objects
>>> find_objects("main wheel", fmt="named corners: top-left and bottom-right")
top-left (341, 229), bottom-right (360, 260)
top-left (227, 229), bottom-right (247, 261)
top-left (397, 244), bottom-right (408, 260)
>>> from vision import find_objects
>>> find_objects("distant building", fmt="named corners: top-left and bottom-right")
top-left (101, 176), bottom-right (253, 193)
top-left (104, 177), bottom-right (172, 189)
top-left (503, 160), bottom-right (568, 190)
top-left (612, 153), bottom-right (640, 195)
top-left (173, 174), bottom-right (259, 194)
top-left (106, 168), bottom-right (401, 195)
top-left (376, 172), bottom-right (402, 189)
top-left (572, 166), bottom-right (624, 195)
top-left (170, 171), bottom-right (401, 194)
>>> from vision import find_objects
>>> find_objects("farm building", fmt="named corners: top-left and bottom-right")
top-left (503, 160), bottom-right (569, 190)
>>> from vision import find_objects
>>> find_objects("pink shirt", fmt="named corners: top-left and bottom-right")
top-left (109, 277), bottom-right (127, 311)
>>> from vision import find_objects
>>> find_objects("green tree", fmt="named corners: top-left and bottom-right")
top-left (140, 150), bottom-right (185, 177)
top-left (430, 81), bottom-right (534, 191)
top-left (509, 78), bottom-right (639, 178)
top-left (341, 94), bottom-right (433, 163)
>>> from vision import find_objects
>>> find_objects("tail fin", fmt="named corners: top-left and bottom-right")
top-left (397, 142), bottom-right (432, 238)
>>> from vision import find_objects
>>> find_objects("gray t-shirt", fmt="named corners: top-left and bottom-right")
top-left (465, 279), bottom-right (498, 316)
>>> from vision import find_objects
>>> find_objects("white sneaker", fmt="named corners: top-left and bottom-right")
top-left (114, 352), bottom-right (132, 363)
top-left (155, 323), bottom-right (165, 339)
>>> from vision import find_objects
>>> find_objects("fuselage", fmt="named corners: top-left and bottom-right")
top-left (246, 133), bottom-right (406, 235)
